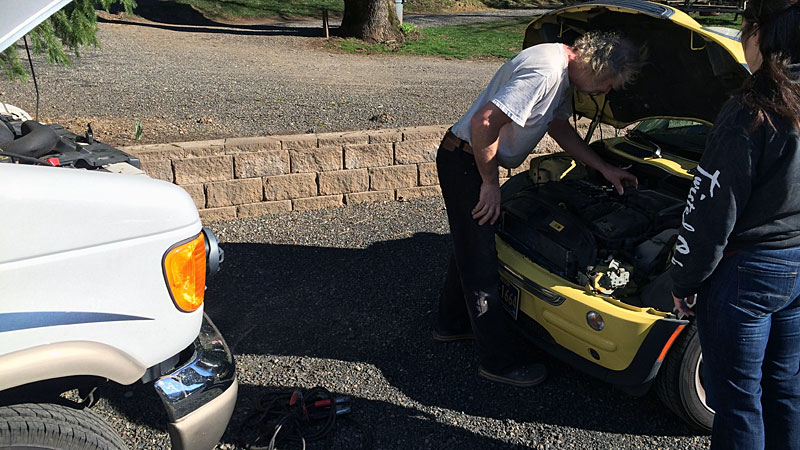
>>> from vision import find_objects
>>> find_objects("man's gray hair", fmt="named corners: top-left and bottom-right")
top-left (572, 31), bottom-right (645, 88)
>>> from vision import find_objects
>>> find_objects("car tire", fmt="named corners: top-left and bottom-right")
top-left (655, 322), bottom-right (714, 431)
top-left (0, 402), bottom-right (127, 450)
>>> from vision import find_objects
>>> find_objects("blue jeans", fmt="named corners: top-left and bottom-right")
top-left (696, 246), bottom-right (800, 450)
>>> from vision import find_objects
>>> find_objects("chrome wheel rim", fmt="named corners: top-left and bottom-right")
top-left (695, 353), bottom-right (714, 414)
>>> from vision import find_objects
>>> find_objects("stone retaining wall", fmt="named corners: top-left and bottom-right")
top-left (121, 125), bottom-right (559, 222)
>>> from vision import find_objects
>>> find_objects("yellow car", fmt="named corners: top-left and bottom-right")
top-left (497, 1), bottom-right (749, 431)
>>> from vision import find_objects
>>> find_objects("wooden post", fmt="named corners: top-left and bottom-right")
top-left (322, 9), bottom-right (330, 39)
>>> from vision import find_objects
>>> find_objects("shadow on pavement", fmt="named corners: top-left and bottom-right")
top-left (188, 232), bottom-right (703, 439)
top-left (99, 232), bottom-right (701, 447)
top-left (224, 383), bottom-right (535, 450)
top-left (97, 380), bottom-right (524, 449)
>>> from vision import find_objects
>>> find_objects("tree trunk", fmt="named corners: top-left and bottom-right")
top-left (339, 0), bottom-right (404, 44)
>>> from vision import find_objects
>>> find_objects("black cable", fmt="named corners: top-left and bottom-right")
top-left (586, 94), bottom-right (612, 142)
top-left (22, 35), bottom-right (39, 122)
top-left (600, 95), bottom-right (608, 141)
top-left (589, 94), bottom-right (601, 141)
top-left (572, 91), bottom-right (578, 132)
top-left (238, 386), bottom-right (371, 450)
top-left (0, 150), bottom-right (54, 166)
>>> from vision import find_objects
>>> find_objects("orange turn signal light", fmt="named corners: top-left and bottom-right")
top-left (163, 233), bottom-right (206, 312)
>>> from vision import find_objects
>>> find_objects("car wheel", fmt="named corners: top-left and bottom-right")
top-left (655, 322), bottom-right (714, 431)
top-left (0, 402), bottom-right (127, 450)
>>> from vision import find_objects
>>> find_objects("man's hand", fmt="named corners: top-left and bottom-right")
top-left (547, 121), bottom-right (638, 195)
top-left (601, 165), bottom-right (639, 195)
top-left (672, 293), bottom-right (696, 318)
top-left (472, 182), bottom-right (501, 225)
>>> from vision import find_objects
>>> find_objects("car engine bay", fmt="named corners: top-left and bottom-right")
top-left (499, 154), bottom-right (687, 310)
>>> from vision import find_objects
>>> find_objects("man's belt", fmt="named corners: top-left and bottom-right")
top-left (441, 130), bottom-right (473, 154)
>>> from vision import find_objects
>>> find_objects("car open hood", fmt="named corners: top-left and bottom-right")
top-left (525, 0), bottom-right (749, 128)
top-left (0, 0), bottom-right (73, 53)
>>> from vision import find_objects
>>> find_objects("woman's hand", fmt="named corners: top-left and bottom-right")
top-left (672, 293), bottom-right (696, 318)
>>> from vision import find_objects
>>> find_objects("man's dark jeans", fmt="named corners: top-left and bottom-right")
top-left (697, 246), bottom-right (800, 450)
top-left (436, 144), bottom-right (518, 372)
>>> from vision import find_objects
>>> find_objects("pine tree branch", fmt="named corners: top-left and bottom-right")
top-left (1, 0), bottom-right (137, 81)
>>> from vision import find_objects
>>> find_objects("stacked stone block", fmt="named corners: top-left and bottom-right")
top-left (123, 124), bottom-right (559, 222)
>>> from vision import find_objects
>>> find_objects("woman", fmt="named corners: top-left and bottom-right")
top-left (671, 1), bottom-right (800, 448)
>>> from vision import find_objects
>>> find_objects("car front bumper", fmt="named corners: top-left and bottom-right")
top-left (154, 313), bottom-right (237, 450)
top-left (496, 237), bottom-right (687, 387)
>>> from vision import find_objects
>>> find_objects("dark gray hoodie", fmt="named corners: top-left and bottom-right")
top-left (671, 64), bottom-right (800, 298)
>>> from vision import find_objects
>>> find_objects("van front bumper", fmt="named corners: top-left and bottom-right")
top-left (154, 313), bottom-right (237, 450)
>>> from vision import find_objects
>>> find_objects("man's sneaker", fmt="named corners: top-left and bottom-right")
top-left (478, 363), bottom-right (547, 387)
top-left (431, 326), bottom-right (474, 342)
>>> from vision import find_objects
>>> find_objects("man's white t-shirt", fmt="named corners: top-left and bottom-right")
top-left (450, 43), bottom-right (573, 169)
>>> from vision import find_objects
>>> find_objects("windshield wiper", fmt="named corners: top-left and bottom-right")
top-left (625, 129), bottom-right (661, 158)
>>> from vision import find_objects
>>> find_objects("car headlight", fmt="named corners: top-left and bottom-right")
top-left (163, 233), bottom-right (206, 312)
top-left (586, 311), bottom-right (605, 331)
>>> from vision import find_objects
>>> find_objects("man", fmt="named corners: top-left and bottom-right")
top-left (434, 31), bottom-right (644, 387)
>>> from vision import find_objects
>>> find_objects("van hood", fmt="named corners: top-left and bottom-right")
top-left (0, 0), bottom-right (73, 53)
top-left (525, 0), bottom-right (750, 127)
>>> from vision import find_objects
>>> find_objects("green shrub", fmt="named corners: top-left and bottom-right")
top-left (400, 23), bottom-right (420, 35)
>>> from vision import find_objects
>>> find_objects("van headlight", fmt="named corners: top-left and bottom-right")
top-left (163, 233), bottom-right (206, 312)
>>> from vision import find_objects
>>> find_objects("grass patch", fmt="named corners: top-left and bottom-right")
top-left (407, 18), bottom-right (530, 58)
top-left (334, 17), bottom-right (530, 60)
top-left (400, 22), bottom-right (421, 36)
top-left (331, 9), bottom-right (741, 61)
top-left (691, 12), bottom-right (742, 28)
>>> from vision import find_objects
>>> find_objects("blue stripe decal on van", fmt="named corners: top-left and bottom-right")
top-left (0, 312), bottom-right (153, 333)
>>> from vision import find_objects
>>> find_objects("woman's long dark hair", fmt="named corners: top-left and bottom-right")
top-left (740, 0), bottom-right (800, 130)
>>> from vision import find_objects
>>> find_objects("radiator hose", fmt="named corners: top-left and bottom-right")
top-left (0, 120), bottom-right (59, 159)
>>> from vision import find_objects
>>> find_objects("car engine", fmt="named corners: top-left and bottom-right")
top-left (0, 106), bottom-right (139, 171)
top-left (500, 177), bottom-right (684, 299)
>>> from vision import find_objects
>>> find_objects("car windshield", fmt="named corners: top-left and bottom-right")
top-left (629, 119), bottom-right (710, 159)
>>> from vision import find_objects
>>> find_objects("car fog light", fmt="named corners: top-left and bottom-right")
top-left (586, 311), bottom-right (604, 331)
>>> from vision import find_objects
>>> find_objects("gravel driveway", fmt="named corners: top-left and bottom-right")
top-left (85, 197), bottom-right (711, 450)
top-left (2, 9), bottom-right (711, 449)
top-left (0, 8), bottom-right (546, 147)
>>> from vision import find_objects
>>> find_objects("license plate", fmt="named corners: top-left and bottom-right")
top-left (499, 277), bottom-right (520, 320)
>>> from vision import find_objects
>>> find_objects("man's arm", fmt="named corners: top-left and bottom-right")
top-left (470, 102), bottom-right (512, 226)
top-left (547, 119), bottom-right (638, 194)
